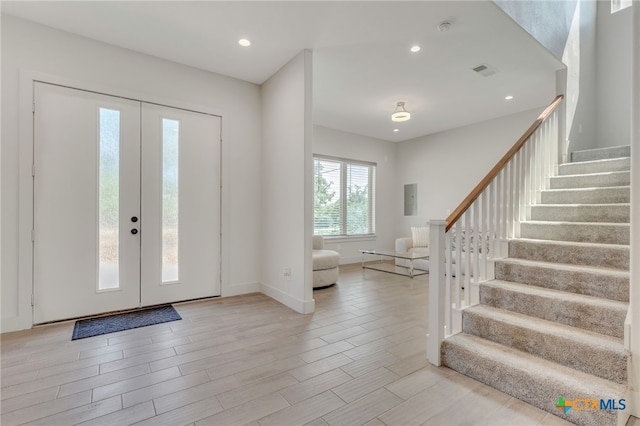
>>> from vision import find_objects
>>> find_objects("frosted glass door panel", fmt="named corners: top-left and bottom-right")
top-left (33, 83), bottom-right (141, 324)
top-left (99, 108), bottom-right (121, 290)
top-left (162, 118), bottom-right (180, 283)
top-left (141, 104), bottom-right (221, 306)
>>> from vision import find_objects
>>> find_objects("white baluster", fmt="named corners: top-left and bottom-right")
top-left (445, 230), bottom-right (452, 336)
top-left (464, 212), bottom-right (471, 307)
top-left (455, 220), bottom-right (462, 295)
top-left (515, 155), bottom-right (520, 235)
top-left (480, 190), bottom-right (488, 281)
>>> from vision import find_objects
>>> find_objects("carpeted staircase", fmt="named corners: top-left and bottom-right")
top-left (441, 146), bottom-right (631, 426)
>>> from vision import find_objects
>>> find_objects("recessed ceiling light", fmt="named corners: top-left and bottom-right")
top-left (505, 95), bottom-right (514, 100)
top-left (410, 45), bottom-right (421, 53)
top-left (238, 38), bottom-right (251, 47)
top-left (393, 129), bottom-right (399, 132)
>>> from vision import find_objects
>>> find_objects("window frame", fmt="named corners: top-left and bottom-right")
top-left (313, 154), bottom-right (376, 239)
top-left (611, 0), bottom-right (632, 13)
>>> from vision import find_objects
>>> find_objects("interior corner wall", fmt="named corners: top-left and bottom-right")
top-left (261, 50), bottom-right (314, 314)
top-left (0, 7), bottom-right (3, 321)
top-left (1, 15), bottom-right (263, 332)
top-left (312, 125), bottom-right (397, 264)
top-left (494, 0), bottom-right (597, 154)
top-left (596, 1), bottom-right (633, 148)
top-left (628, 0), bottom-right (639, 417)
top-left (395, 108), bottom-right (541, 237)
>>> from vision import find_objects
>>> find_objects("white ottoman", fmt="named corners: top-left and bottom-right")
top-left (312, 236), bottom-right (339, 289)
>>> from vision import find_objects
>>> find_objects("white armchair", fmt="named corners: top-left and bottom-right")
top-left (395, 237), bottom-right (430, 272)
top-left (312, 236), bottom-right (339, 289)
top-left (395, 226), bottom-right (473, 276)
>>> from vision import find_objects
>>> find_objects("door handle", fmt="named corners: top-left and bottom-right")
top-left (131, 229), bottom-right (138, 235)
top-left (131, 216), bottom-right (138, 223)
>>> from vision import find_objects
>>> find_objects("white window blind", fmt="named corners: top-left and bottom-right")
top-left (314, 155), bottom-right (376, 237)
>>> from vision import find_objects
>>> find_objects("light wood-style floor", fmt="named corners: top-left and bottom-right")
top-left (0, 264), bottom-right (592, 425)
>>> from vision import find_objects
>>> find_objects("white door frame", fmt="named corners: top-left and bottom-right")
top-left (16, 71), bottom-right (223, 329)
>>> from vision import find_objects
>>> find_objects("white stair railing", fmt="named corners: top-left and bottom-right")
top-left (427, 95), bottom-right (564, 366)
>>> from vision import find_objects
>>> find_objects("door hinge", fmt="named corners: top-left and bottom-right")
top-left (32, 102), bottom-right (35, 114)
top-left (31, 229), bottom-right (35, 242)
top-left (31, 293), bottom-right (34, 307)
top-left (32, 164), bottom-right (36, 177)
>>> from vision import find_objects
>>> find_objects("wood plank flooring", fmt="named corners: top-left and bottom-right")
top-left (0, 264), bottom-right (601, 425)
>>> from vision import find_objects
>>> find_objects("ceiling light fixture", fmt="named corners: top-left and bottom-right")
top-left (505, 95), bottom-right (514, 100)
top-left (391, 102), bottom-right (411, 122)
top-left (393, 129), bottom-right (399, 132)
top-left (238, 38), bottom-right (251, 47)
top-left (410, 45), bottom-right (421, 53)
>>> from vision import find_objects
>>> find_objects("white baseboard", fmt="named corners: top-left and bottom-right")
top-left (259, 282), bottom-right (315, 314)
top-left (1, 315), bottom-right (32, 333)
top-left (221, 281), bottom-right (260, 297)
top-left (0, 282), bottom-right (312, 334)
top-left (625, 388), bottom-right (639, 419)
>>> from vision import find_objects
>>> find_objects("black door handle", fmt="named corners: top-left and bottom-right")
top-left (131, 216), bottom-right (138, 223)
top-left (131, 229), bottom-right (138, 235)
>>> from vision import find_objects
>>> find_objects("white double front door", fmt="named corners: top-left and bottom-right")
top-left (33, 82), bottom-right (221, 324)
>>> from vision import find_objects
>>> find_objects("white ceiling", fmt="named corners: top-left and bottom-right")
top-left (2, 1), bottom-right (565, 142)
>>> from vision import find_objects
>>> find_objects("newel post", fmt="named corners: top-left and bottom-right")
top-left (427, 220), bottom-right (446, 366)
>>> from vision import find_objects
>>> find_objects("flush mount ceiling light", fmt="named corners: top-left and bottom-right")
top-left (238, 38), bottom-right (251, 47)
top-left (410, 45), bottom-right (421, 53)
top-left (393, 129), bottom-right (400, 132)
top-left (505, 95), bottom-right (514, 100)
top-left (391, 102), bottom-right (411, 122)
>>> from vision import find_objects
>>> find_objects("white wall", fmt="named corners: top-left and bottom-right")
top-left (495, 0), bottom-right (634, 151)
top-left (596, 1), bottom-right (633, 147)
top-left (261, 50), bottom-right (314, 314)
top-left (628, 0), bottom-right (639, 418)
top-left (494, 0), bottom-right (578, 60)
top-left (0, 6), bottom-right (3, 325)
top-left (313, 125), bottom-right (396, 264)
top-left (495, 0), bottom-right (598, 153)
top-left (1, 15), bottom-right (263, 331)
top-left (395, 108), bottom-right (542, 236)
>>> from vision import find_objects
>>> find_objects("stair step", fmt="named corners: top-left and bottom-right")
top-left (550, 171), bottom-right (630, 189)
top-left (559, 157), bottom-right (630, 175)
top-left (508, 239), bottom-right (629, 270)
top-left (530, 204), bottom-right (629, 223)
top-left (520, 221), bottom-right (630, 245)
top-left (571, 145), bottom-right (630, 162)
top-left (480, 280), bottom-right (628, 338)
top-left (462, 305), bottom-right (627, 384)
top-left (441, 333), bottom-right (627, 426)
top-left (541, 186), bottom-right (630, 204)
top-left (494, 258), bottom-right (629, 302)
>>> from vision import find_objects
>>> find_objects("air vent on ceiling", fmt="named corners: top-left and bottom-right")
top-left (472, 64), bottom-right (497, 77)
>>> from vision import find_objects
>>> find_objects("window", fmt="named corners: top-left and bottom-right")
top-left (611, 0), bottom-right (631, 13)
top-left (162, 118), bottom-right (180, 283)
top-left (98, 108), bottom-right (120, 290)
top-left (314, 155), bottom-right (376, 237)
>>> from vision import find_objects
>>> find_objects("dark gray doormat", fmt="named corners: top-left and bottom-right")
top-left (71, 305), bottom-right (181, 340)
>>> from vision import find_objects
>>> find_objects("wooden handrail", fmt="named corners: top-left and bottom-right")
top-left (445, 94), bottom-right (564, 232)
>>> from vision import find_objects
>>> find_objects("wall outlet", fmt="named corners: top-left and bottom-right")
top-left (283, 267), bottom-right (291, 280)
